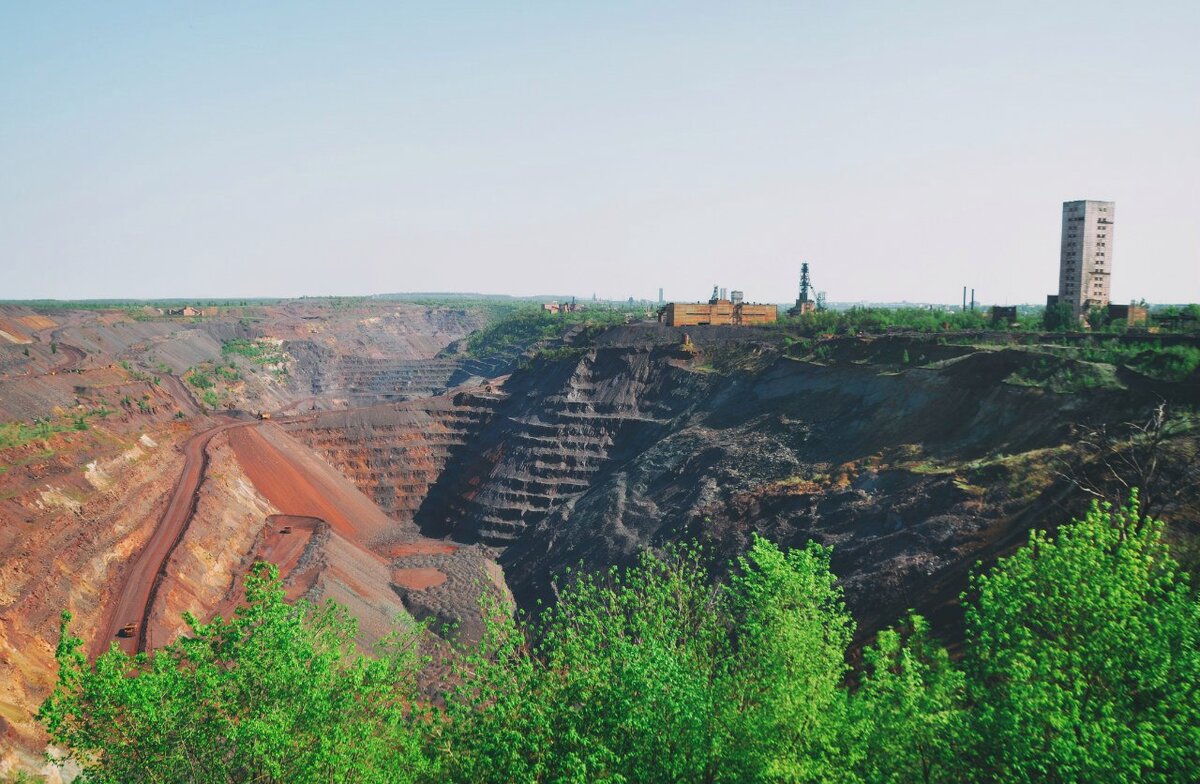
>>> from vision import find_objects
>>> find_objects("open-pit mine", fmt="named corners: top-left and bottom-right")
top-left (2, 300), bottom-right (1198, 774)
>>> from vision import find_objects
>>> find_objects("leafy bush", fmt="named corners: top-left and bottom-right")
top-left (0, 411), bottom-right (109, 450)
top-left (40, 564), bottom-right (432, 783)
top-left (186, 370), bottom-right (214, 389)
top-left (964, 492), bottom-right (1200, 781)
top-left (1077, 342), bottom-right (1200, 381)
top-left (223, 338), bottom-right (288, 367)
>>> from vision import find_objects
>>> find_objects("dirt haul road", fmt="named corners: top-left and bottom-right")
top-left (94, 417), bottom-right (247, 657)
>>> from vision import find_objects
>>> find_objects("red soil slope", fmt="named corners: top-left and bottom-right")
top-left (227, 424), bottom-right (399, 544)
top-left (93, 418), bottom-right (245, 657)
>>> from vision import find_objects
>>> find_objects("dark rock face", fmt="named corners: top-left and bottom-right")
top-left (412, 336), bottom-right (1200, 643)
top-left (287, 323), bottom-right (1199, 645)
top-left (415, 346), bottom-right (719, 546)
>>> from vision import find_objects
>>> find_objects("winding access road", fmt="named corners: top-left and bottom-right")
top-left (93, 417), bottom-right (247, 657)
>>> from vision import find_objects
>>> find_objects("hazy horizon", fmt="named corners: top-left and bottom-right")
top-left (4, 2), bottom-right (1198, 305)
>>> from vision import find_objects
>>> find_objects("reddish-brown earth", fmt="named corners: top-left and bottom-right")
top-left (227, 423), bottom-right (397, 544)
top-left (257, 515), bottom-right (324, 592)
top-left (390, 567), bottom-right (448, 590)
top-left (94, 417), bottom-right (246, 656)
top-left (382, 541), bottom-right (460, 557)
top-left (222, 422), bottom-right (501, 643)
top-left (0, 301), bottom-right (495, 775)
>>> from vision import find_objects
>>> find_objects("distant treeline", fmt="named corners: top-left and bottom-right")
top-left (40, 491), bottom-right (1200, 782)
top-left (776, 303), bottom-right (1200, 337)
top-left (460, 303), bottom-right (645, 359)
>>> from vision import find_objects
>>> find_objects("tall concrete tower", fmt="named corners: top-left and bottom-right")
top-left (1057, 200), bottom-right (1114, 317)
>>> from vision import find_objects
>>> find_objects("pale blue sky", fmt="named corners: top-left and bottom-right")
top-left (3, 2), bottom-right (1198, 304)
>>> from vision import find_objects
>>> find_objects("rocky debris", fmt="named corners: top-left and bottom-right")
top-left (387, 543), bottom-right (507, 644)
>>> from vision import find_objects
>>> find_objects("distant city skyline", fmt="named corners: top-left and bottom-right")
top-left (3, 2), bottom-right (1198, 304)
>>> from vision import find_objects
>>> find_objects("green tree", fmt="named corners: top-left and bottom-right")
top-left (717, 537), bottom-right (855, 783)
top-left (436, 592), bottom-right (561, 783)
top-left (441, 546), bottom-right (729, 783)
top-left (39, 562), bottom-right (433, 783)
top-left (439, 538), bottom-right (857, 783)
top-left (849, 612), bottom-right (966, 784)
top-left (1085, 305), bottom-right (1114, 331)
top-left (1043, 301), bottom-right (1076, 331)
top-left (963, 492), bottom-right (1200, 782)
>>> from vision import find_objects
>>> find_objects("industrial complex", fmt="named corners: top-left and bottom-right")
top-left (657, 286), bottom-right (778, 326)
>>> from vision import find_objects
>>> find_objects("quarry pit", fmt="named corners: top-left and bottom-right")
top-left (1, 300), bottom-right (1198, 775)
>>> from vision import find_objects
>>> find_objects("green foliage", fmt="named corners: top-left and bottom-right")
top-left (0, 411), bottom-right (110, 450)
top-left (0, 419), bottom-right (61, 448)
top-left (1075, 342), bottom-right (1200, 381)
top-left (437, 538), bottom-right (854, 783)
top-left (777, 306), bottom-right (990, 337)
top-left (999, 342), bottom-right (1200, 389)
top-left (437, 592), bottom-right (561, 783)
top-left (463, 305), bottom-right (630, 359)
top-left (37, 494), bottom-right (1200, 783)
top-left (720, 538), bottom-right (854, 782)
top-left (39, 563), bottom-right (433, 783)
top-left (964, 491), bottom-right (1200, 782)
top-left (440, 545), bottom-right (734, 782)
top-left (531, 345), bottom-right (587, 363)
top-left (186, 369), bottom-right (214, 389)
top-left (849, 612), bottom-right (966, 783)
top-left (1043, 302), bottom-right (1077, 331)
top-left (1085, 305), bottom-right (1115, 331)
top-left (1004, 355), bottom-right (1122, 393)
top-left (222, 338), bottom-right (288, 367)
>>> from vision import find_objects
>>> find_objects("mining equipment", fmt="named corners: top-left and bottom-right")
top-left (788, 263), bottom-right (817, 316)
top-left (119, 622), bottom-right (137, 638)
top-left (280, 525), bottom-right (293, 535)
top-left (258, 412), bottom-right (272, 420)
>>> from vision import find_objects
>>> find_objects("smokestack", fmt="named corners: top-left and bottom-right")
top-left (963, 286), bottom-right (967, 311)
top-left (971, 289), bottom-right (975, 311)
